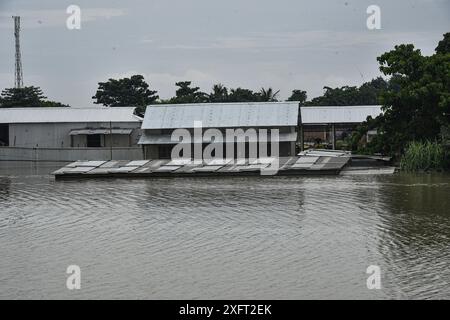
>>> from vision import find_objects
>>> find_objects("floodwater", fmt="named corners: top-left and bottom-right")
top-left (0, 161), bottom-right (449, 300)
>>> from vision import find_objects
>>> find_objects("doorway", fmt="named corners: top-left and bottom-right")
top-left (86, 134), bottom-right (102, 148)
top-left (0, 124), bottom-right (9, 146)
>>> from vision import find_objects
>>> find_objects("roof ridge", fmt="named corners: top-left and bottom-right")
top-left (148, 102), bottom-right (300, 107)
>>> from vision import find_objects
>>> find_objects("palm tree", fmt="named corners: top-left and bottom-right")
top-left (209, 84), bottom-right (229, 102)
top-left (259, 87), bottom-right (280, 102)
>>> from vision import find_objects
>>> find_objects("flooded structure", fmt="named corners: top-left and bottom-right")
top-left (299, 105), bottom-right (383, 150)
top-left (51, 151), bottom-right (394, 180)
top-left (0, 107), bottom-right (143, 161)
top-left (52, 155), bottom-right (351, 180)
top-left (138, 103), bottom-right (383, 159)
top-left (51, 104), bottom-right (395, 179)
top-left (138, 102), bottom-right (301, 159)
top-left (1, 104), bottom-right (384, 162)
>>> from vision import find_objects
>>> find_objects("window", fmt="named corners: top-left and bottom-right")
top-left (158, 145), bottom-right (173, 159)
top-left (0, 124), bottom-right (9, 146)
top-left (86, 134), bottom-right (102, 148)
top-left (161, 129), bottom-right (174, 135)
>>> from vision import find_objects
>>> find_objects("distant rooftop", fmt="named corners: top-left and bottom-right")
top-left (141, 102), bottom-right (300, 129)
top-left (0, 104), bottom-right (382, 126)
top-left (0, 107), bottom-right (141, 124)
top-left (301, 105), bottom-right (383, 124)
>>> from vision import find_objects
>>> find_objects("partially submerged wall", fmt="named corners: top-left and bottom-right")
top-left (8, 122), bottom-right (141, 148)
top-left (0, 147), bottom-right (143, 162)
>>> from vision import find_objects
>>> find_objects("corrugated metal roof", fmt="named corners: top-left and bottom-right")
top-left (300, 106), bottom-right (382, 124)
top-left (141, 102), bottom-right (300, 129)
top-left (138, 132), bottom-right (298, 145)
top-left (0, 107), bottom-right (141, 124)
top-left (69, 128), bottom-right (133, 135)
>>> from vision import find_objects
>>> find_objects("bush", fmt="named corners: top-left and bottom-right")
top-left (400, 141), bottom-right (447, 172)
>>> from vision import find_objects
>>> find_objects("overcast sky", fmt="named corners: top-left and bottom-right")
top-left (0, 0), bottom-right (449, 107)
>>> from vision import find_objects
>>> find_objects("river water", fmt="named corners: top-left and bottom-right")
top-left (0, 161), bottom-right (449, 300)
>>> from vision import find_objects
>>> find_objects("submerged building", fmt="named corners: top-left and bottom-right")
top-left (0, 103), bottom-right (383, 162)
top-left (139, 103), bottom-right (383, 160)
top-left (300, 105), bottom-right (383, 149)
top-left (139, 102), bottom-right (301, 159)
top-left (0, 107), bottom-right (143, 161)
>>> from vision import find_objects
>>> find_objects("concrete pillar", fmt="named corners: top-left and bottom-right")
top-left (332, 124), bottom-right (336, 150)
top-left (298, 125), bottom-right (304, 152)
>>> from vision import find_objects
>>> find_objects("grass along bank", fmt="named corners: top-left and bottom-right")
top-left (400, 141), bottom-right (448, 172)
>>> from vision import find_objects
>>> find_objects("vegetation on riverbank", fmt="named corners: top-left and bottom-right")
top-left (400, 141), bottom-right (448, 172)
top-left (351, 33), bottom-right (450, 172)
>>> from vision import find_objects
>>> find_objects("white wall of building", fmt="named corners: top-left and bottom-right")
top-left (0, 146), bottom-right (143, 162)
top-left (8, 122), bottom-right (141, 148)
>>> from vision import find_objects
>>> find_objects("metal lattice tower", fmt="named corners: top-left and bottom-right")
top-left (13, 16), bottom-right (23, 89)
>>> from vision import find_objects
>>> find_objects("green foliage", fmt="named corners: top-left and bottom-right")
top-left (208, 84), bottom-right (229, 102)
top-left (228, 87), bottom-right (260, 102)
top-left (0, 86), bottom-right (70, 108)
top-left (436, 32), bottom-right (450, 55)
top-left (259, 87), bottom-right (280, 102)
top-left (304, 77), bottom-right (388, 106)
top-left (441, 126), bottom-right (450, 145)
top-left (1, 86), bottom-right (45, 108)
top-left (203, 84), bottom-right (279, 103)
top-left (160, 77), bottom-right (385, 106)
top-left (400, 141), bottom-right (447, 172)
top-left (159, 82), bottom-right (280, 104)
top-left (164, 81), bottom-right (208, 104)
top-left (352, 32), bottom-right (450, 157)
top-left (92, 75), bottom-right (159, 107)
top-left (287, 90), bottom-right (307, 104)
top-left (38, 100), bottom-right (71, 108)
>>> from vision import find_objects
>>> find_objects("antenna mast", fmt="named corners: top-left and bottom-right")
top-left (13, 16), bottom-right (23, 89)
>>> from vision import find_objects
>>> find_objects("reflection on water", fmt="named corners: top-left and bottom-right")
top-left (375, 174), bottom-right (450, 299)
top-left (0, 162), bottom-right (449, 299)
top-left (0, 177), bottom-right (11, 198)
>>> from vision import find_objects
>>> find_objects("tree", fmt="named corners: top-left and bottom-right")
top-left (287, 90), bottom-right (307, 104)
top-left (167, 81), bottom-right (208, 104)
top-left (208, 84), bottom-right (229, 102)
top-left (305, 77), bottom-right (387, 106)
top-left (259, 87), bottom-right (280, 102)
top-left (352, 34), bottom-right (450, 156)
top-left (304, 77), bottom-right (388, 106)
top-left (307, 86), bottom-right (359, 106)
top-left (0, 86), bottom-right (45, 108)
top-left (92, 75), bottom-right (159, 107)
top-left (436, 32), bottom-right (450, 55)
top-left (39, 100), bottom-right (71, 108)
top-left (0, 86), bottom-right (69, 108)
top-left (358, 77), bottom-right (389, 105)
top-left (228, 88), bottom-right (260, 102)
